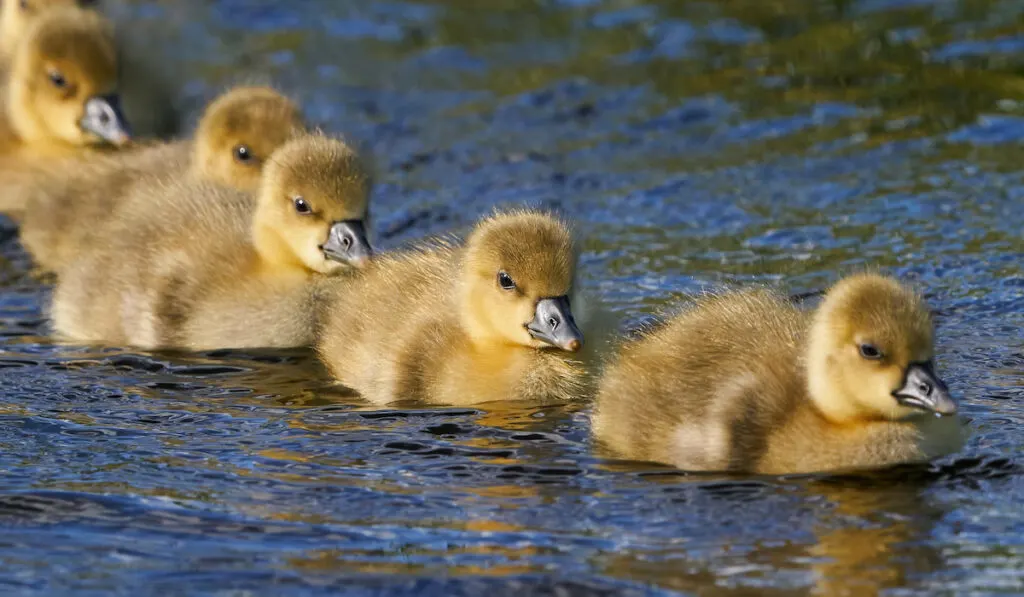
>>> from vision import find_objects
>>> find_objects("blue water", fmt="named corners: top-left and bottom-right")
top-left (0, 0), bottom-right (1022, 594)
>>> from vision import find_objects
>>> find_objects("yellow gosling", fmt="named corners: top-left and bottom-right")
top-left (0, 0), bottom-right (179, 137)
top-left (593, 273), bottom-right (965, 474)
top-left (50, 133), bottom-right (372, 350)
top-left (0, 6), bottom-right (129, 159)
top-left (316, 210), bottom-right (588, 406)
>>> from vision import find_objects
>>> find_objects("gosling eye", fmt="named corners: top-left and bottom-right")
top-left (293, 197), bottom-right (312, 215)
top-left (858, 343), bottom-right (883, 360)
top-left (497, 271), bottom-right (515, 291)
top-left (234, 145), bottom-right (253, 163)
top-left (48, 69), bottom-right (67, 89)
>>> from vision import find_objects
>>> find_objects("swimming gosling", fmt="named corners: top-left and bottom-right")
top-left (18, 85), bottom-right (305, 272)
top-left (51, 133), bottom-right (372, 350)
top-left (592, 273), bottom-right (964, 474)
top-left (0, 5), bottom-right (129, 160)
top-left (0, 0), bottom-right (178, 137)
top-left (316, 210), bottom-right (587, 406)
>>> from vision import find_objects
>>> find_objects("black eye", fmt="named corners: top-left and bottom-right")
top-left (859, 343), bottom-right (883, 360)
top-left (498, 271), bottom-right (515, 290)
top-left (293, 197), bottom-right (311, 214)
top-left (48, 70), bottom-right (67, 89)
top-left (234, 145), bottom-right (252, 163)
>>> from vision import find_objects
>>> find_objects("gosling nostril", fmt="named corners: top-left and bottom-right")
top-left (548, 317), bottom-right (559, 329)
top-left (341, 236), bottom-right (352, 249)
top-left (919, 381), bottom-right (932, 395)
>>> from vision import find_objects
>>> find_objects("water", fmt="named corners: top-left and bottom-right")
top-left (0, 0), bottom-right (1022, 594)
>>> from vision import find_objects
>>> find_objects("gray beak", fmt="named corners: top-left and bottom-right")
top-left (321, 220), bottom-right (372, 267)
top-left (893, 362), bottom-right (957, 416)
top-left (526, 295), bottom-right (583, 352)
top-left (80, 94), bottom-right (131, 146)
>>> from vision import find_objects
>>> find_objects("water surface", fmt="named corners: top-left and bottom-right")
top-left (0, 0), bottom-right (1022, 594)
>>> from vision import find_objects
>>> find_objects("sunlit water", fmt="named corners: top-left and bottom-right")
top-left (0, 0), bottom-right (1022, 594)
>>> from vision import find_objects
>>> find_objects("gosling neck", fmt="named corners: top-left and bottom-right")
top-left (805, 353), bottom-right (864, 426)
top-left (457, 271), bottom-right (509, 352)
top-left (0, 9), bottom-right (20, 63)
top-left (5, 75), bottom-right (47, 145)
top-left (252, 210), bottom-right (305, 274)
top-left (805, 312), bottom-right (862, 426)
top-left (189, 139), bottom-right (217, 181)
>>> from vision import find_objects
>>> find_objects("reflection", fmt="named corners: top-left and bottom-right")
top-left (804, 477), bottom-right (948, 595)
top-left (600, 472), bottom-right (950, 594)
top-left (472, 401), bottom-right (584, 431)
top-left (99, 347), bottom-right (344, 410)
top-left (287, 540), bottom-right (542, 577)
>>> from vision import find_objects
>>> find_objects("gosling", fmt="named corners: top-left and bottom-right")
top-left (316, 210), bottom-right (588, 406)
top-left (51, 133), bottom-right (372, 350)
top-left (0, 0), bottom-right (178, 137)
top-left (592, 273), bottom-right (965, 475)
top-left (0, 5), bottom-right (129, 162)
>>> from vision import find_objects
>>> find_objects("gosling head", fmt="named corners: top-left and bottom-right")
top-left (192, 86), bottom-right (306, 193)
top-left (807, 273), bottom-right (956, 423)
top-left (7, 6), bottom-right (130, 147)
top-left (460, 211), bottom-right (583, 353)
top-left (0, 0), bottom-right (88, 60)
top-left (253, 133), bottom-right (373, 274)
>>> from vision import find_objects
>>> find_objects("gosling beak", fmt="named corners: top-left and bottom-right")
top-left (80, 94), bottom-right (131, 146)
top-left (526, 295), bottom-right (583, 353)
top-left (321, 220), bottom-right (372, 267)
top-left (893, 362), bottom-right (957, 416)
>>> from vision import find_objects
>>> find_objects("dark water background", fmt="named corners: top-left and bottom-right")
top-left (0, 0), bottom-right (1022, 594)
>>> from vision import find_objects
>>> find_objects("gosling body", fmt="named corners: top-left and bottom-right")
top-left (317, 211), bottom-right (587, 406)
top-left (593, 274), bottom-right (964, 474)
